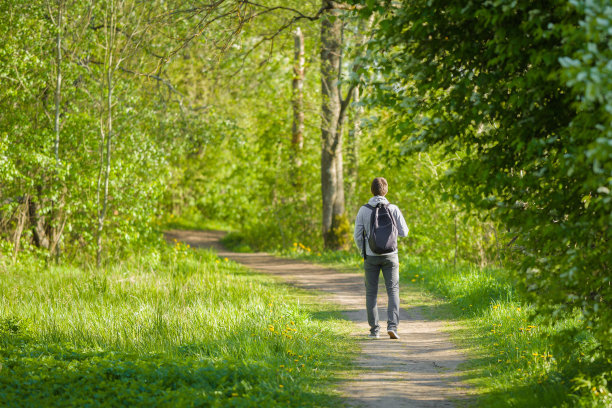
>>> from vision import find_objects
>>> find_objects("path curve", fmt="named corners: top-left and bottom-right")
top-left (165, 230), bottom-right (470, 408)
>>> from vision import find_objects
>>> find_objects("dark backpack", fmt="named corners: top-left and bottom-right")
top-left (364, 203), bottom-right (398, 255)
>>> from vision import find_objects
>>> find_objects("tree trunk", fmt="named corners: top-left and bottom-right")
top-left (97, 3), bottom-right (116, 268)
top-left (28, 195), bottom-right (50, 249)
top-left (13, 196), bottom-right (30, 261)
top-left (52, 0), bottom-right (65, 261)
top-left (97, 68), bottom-right (113, 268)
top-left (344, 15), bottom-right (372, 212)
top-left (53, 0), bottom-right (62, 167)
top-left (320, 0), bottom-right (349, 250)
top-left (346, 85), bottom-right (361, 210)
top-left (291, 26), bottom-right (305, 189)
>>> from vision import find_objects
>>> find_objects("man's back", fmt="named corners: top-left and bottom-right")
top-left (354, 195), bottom-right (409, 258)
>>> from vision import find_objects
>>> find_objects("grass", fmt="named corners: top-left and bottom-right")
top-left (277, 244), bottom-right (612, 408)
top-left (161, 211), bottom-right (235, 233)
top-left (0, 240), bottom-right (357, 407)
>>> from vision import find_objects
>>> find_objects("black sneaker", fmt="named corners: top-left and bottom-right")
top-left (387, 329), bottom-right (400, 339)
top-left (368, 332), bottom-right (380, 339)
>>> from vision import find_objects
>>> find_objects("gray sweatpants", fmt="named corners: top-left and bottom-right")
top-left (364, 253), bottom-right (400, 334)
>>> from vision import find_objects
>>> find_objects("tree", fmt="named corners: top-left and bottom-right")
top-left (47, 0), bottom-right (67, 259)
top-left (319, 0), bottom-right (353, 249)
top-left (291, 26), bottom-right (305, 192)
top-left (360, 0), bottom-right (612, 351)
top-left (0, 0), bottom-right (252, 262)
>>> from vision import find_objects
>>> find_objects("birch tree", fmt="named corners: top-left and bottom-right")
top-left (47, 0), bottom-right (67, 258)
top-left (95, 0), bottom-right (148, 267)
top-left (291, 26), bottom-right (305, 192)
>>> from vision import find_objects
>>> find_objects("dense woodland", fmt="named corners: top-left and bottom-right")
top-left (1, 0), bottom-right (611, 406)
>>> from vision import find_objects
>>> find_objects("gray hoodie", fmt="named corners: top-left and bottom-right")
top-left (353, 196), bottom-right (409, 257)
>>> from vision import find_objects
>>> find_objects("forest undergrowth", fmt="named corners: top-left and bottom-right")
top-left (0, 240), bottom-right (357, 407)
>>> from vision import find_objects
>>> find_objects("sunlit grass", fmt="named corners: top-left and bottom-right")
top-left (399, 257), bottom-right (610, 407)
top-left (0, 242), bottom-right (357, 407)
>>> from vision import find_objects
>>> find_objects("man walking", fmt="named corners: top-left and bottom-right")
top-left (354, 177), bottom-right (408, 339)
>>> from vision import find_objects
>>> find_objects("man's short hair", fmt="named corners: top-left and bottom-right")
top-left (371, 177), bottom-right (388, 196)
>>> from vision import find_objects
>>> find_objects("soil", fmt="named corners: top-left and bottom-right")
top-left (165, 229), bottom-right (471, 408)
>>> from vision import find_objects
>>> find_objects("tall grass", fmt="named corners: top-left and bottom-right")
top-left (279, 246), bottom-right (611, 407)
top-left (0, 241), bottom-right (356, 407)
top-left (400, 257), bottom-right (610, 407)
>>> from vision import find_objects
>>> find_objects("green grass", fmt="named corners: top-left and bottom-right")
top-left (221, 232), bottom-right (254, 253)
top-left (0, 241), bottom-right (357, 407)
top-left (161, 211), bottom-right (235, 232)
top-left (278, 246), bottom-right (611, 407)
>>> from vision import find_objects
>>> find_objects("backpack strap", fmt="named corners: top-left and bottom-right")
top-left (361, 204), bottom-right (375, 260)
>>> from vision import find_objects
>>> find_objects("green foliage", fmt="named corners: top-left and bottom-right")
top-left (222, 232), bottom-right (254, 253)
top-left (0, 1), bottom-right (260, 262)
top-left (161, 10), bottom-right (325, 252)
top-left (0, 1), bottom-right (175, 261)
top-left (357, 0), bottom-right (612, 354)
top-left (0, 245), bottom-right (356, 406)
top-left (326, 214), bottom-right (352, 251)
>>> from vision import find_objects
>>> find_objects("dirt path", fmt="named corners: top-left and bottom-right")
top-left (165, 230), bottom-right (470, 408)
